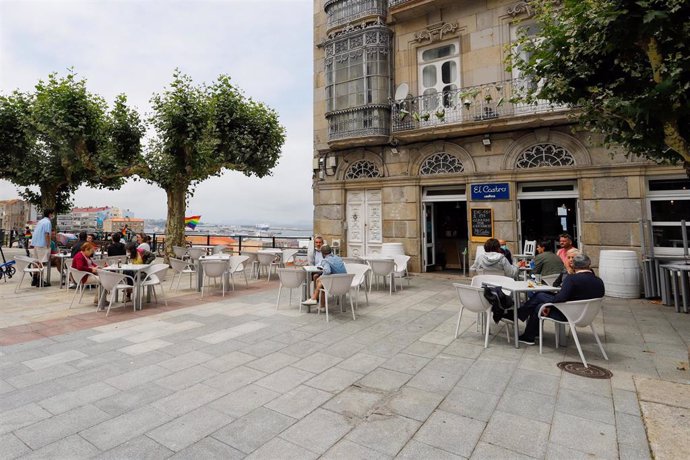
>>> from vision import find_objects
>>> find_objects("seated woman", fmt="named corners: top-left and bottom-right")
top-left (127, 242), bottom-right (156, 265)
top-left (136, 233), bottom-right (151, 252)
top-left (553, 247), bottom-right (581, 287)
top-left (470, 238), bottom-right (519, 279)
top-left (71, 242), bottom-right (100, 304)
top-left (107, 232), bottom-right (127, 256)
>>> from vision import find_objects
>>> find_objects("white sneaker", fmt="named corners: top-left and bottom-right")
top-left (301, 298), bottom-right (317, 306)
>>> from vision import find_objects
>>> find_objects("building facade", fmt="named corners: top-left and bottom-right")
top-left (0, 199), bottom-right (36, 231)
top-left (103, 217), bottom-right (145, 235)
top-left (313, 0), bottom-right (688, 272)
top-left (57, 206), bottom-right (133, 232)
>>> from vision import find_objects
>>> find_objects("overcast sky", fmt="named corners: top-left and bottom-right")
top-left (0, 0), bottom-right (313, 227)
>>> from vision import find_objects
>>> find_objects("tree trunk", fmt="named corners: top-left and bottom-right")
top-left (39, 184), bottom-right (59, 229)
top-left (165, 184), bottom-right (188, 261)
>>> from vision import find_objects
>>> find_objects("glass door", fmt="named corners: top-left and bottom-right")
top-left (423, 203), bottom-right (435, 271)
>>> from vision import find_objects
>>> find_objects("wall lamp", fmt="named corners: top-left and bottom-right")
top-left (482, 134), bottom-right (492, 146)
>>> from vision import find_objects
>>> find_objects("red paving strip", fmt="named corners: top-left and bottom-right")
top-left (0, 281), bottom-right (279, 346)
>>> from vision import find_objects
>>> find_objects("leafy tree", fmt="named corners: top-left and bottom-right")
top-left (0, 72), bottom-right (144, 214)
top-left (144, 71), bottom-right (285, 256)
top-left (510, 0), bottom-right (690, 176)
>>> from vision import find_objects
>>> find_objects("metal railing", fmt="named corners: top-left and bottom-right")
top-left (152, 233), bottom-right (312, 256)
top-left (391, 78), bottom-right (570, 132)
top-left (325, 0), bottom-right (387, 30)
top-left (388, 0), bottom-right (414, 7)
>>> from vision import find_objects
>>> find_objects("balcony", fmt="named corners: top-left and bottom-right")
top-left (391, 78), bottom-right (571, 138)
top-left (325, 0), bottom-right (387, 31)
top-left (326, 105), bottom-right (390, 148)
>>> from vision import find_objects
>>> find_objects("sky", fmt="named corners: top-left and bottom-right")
top-left (0, 0), bottom-right (314, 227)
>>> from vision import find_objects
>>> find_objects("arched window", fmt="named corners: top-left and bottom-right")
top-left (345, 160), bottom-right (381, 179)
top-left (515, 143), bottom-right (576, 168)
top-left (420, 152), bottom-right (464, 175)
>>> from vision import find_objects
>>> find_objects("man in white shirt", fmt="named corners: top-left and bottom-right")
top-left (30, 208), bottom-right (54, 286)
top-left (308, 236), bottom-right (325, 266)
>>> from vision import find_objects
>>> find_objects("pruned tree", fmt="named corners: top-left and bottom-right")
top-left (144, 71), bottom-right (285, 256)
top-left (0, 71), bottom-right (145, 214)
top-left (510, 0), bottom-right (690, 176)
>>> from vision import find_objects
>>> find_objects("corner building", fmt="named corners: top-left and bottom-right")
top-left (313, 0), bottom-right (688, 273)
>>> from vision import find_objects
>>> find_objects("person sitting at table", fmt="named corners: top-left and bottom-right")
top-left (301, 244), bottom-right (346, 308)
top-left (556, 233), bottom-right (576, 266)
top-left (552, 247), bottom-right (581, 287)
top-left (470, 238), bottom-right (518, 279)
top-left (533, 240), bottom-right (564, 277)
top-left (127, 242), bottom-right (156, 265)
top-left (498, 239), bottom-right (513, 265)
top-left (308, 235), bottom-right (325, 266)
top-left (516, 253), bottom-right (604, 345)
top-left (136, 233), bottom-right (151, 252)
top-left (107, 232), bottom-right (127, 256)
top-left (70, 231), bottom-right (88, 258)
top-left (71, 242), bottom-right (100, 304)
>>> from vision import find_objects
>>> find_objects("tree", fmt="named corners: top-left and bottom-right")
top-left (144, 71), bottom-right (285, 256)
top-left (0, 72), bottom-right (145, 214)
top-left (510, 0), bottom-right (690, 176)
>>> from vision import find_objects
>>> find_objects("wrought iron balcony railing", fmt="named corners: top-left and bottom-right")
top-left (327, 105), bottom-right (390, 141)
top-left (388, 0), bottom-right (415, 7)
top-left (325, 0), bottom-right (387, 30)
top-left (391, 78), bottom-right (569, 132)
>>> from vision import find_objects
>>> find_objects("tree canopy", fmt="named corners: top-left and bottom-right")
top-left (144, 71), bottom-right (286, 255)
top-left (510, 0), bottom-right (690, 175)
top-left (0, 72), bottom-right (144, 213)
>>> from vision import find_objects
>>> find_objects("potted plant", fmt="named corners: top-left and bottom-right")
top-left (398, 109), bottom-right (409, 121)
top-left (435, 108), bottom-right (445, 120)
top-left (420, 112), bottom-right (430, 121)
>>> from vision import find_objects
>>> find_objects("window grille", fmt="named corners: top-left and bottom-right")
top-left (325, 0), bottom-right (387, 30)
top-left (515, 144), bottom-right (575, 168)
top-left (419, 153), bottom-right (464, 175)
top-left (345, 160), bottom-right (381, 179)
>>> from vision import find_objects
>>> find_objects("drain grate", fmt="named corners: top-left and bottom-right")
top-left (557, 361), bottom-right (613, 379)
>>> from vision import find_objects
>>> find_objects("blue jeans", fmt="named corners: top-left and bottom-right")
top-left (518, 292), bottom-right (567, 339)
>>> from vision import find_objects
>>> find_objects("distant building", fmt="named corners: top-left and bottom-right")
top-left (57, 206), bottom-right (132, 232)
top-left (0, 199), bottom-right (36, 231)
top-left (103, 217), bottom-right (145, 235)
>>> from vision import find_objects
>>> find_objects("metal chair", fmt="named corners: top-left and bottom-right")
top-left (368, 258), bottom-right (396, 295)
top-left (276, 268), bottom-right (306, 310)
top-left (13, 256), bottom-right (43, 292)
top-left (97, 269), bottom-right (135, 317)
top-left (140, 263), bottom-right (169, 307)
top-left (453, 283), bottom-right (494, 348)
top-left (539, 297), bottom-right (608, 368)
top-left (319, 273), bottom-right (356, 322)
top-left (68, 266), bottom-right (100, 308)
top-left (169, 257), bottom-right (196, 290)
top-left (228, 255), bottom-right (250, 290)
top-left (200, 259), bottom-right (229, 298)
top-left (345, 263), bottom-right (370, 309)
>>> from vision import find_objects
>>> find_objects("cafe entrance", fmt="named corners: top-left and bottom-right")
top-left (517, 181), bottom-right (580, 249)
top-left (422, 186), bottom-right (468, 272)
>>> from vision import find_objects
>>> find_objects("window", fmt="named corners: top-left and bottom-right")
top-left (417, 41), bottom-right (460, 112)
top-left (419, 153), bottom-right (464, 175)
top-left (345, 160), bottom-right (381, 179)
top-left (515, 144), bottom-right (575, 169)
top-left (647, 178), bottom-right (690, 251)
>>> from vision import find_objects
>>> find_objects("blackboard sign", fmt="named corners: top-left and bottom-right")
top-left (470, 208), bottom-right (493, 242)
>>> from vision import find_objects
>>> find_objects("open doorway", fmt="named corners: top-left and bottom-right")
top-left (422, 186), bottom-right (468, 272)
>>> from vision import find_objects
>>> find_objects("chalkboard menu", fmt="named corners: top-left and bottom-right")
top-left (470, 208), bottom-right (493, 242)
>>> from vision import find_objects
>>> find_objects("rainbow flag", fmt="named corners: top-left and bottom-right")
top-left (184, 215), bottom-right (201, 230)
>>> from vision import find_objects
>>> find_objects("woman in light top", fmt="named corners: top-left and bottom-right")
top-left (470, 238), bottom-right (519, 279)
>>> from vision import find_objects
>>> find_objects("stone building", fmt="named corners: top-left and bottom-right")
top-left (0, 199), bottom-right (35, 231)
top-left (313, 0), bottom-right (688, 272)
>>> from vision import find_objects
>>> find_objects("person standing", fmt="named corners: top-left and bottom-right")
top-left (30, 208), bottom-right (54, 286)
top-left (556, 233), bottom-right (576, 266)
top-left (23, 225), bottom-right (32, 256)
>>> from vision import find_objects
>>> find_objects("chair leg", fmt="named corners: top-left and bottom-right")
top-left (454, 307), bottom-right (464, 339)
top-left (159, 284), bottom-right (168, 307)
top-left (15, 272), bottom-right (26, 293)
top-left (363, 285), bottom-right (369, 305)
top-left (288, 288), bottom-right (292, 307)
top-left (484, 311), bottom-right (491, 348)
top-left (324, 291), bottom-right (329, 323)
top-left (569, 326), bottom-right (588, 368)
top-left (350, 293), bottom-right (356, 320)
top-left (69, 283), bottom-right (81, 308)
top-left (276, 285), bottom-right (282, 310)
top-left (590, 324), bottom-right (608, 360)
top-left (539, 318), bottom-right (544, 355)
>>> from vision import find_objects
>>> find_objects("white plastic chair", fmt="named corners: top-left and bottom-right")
top-left (140, 263), bottom-right (169, 307)
top-left (200, 259), bottom-right (229, 298)
top-left (68, 266), bottom-right (100, 308)
top-left (392, 255), bottom-right (411, 291)
top-left (523, 240), bottom-right (536, 256)
top-left (345, 263), bottom-right (370, 309)
top-left (97, 269), bottom-right (135, 317)
top-left (257, 252), bottom-right (279, 281)
top-left (368, 258), bottom-right (396, 295)
top-left (276, 268), bottom-right (306, 310)
top-left (212, 245), bottom-right (227, 255)
top-left (13, 256), bottom-right (43, 292)
top-left (172, 245), bottom-right (188, 259)
top-left (188, 247), bottom-right (206, 264)
top-left (342, 257), bottom-right (362, 264)
top-left (228, 255), bottom-right (250, 290)
top-left (319, 273), bottom-right (356, 322)
top-left (93, 259), bottom-right (109, 268)
top-left (539, 297), bottom-right (608, 368)
top-left (542, 273), bottom-right (560, 285)
top-left (470, 275), bottom-right (516, 340)
top-left (242, 252), bottom-right (259, 279)
top-left (169, 257), bottom-right (196, 290)
top-left (282, 249), bottom-right (300, 266)
top-left (453, 283), bottom-right (494, 348)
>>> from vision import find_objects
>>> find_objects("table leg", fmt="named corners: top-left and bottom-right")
top-left (513, 291), bottom-right (520, 349)
top-left (59, 258), bottom-right (65, 289)
top-left (197, 262), bottom-right (203, 292)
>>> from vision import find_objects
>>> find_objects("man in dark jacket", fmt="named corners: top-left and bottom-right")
top-left (517, 254), bottom-right (605, 345)
top-left (70, 231), bottom-right (88, 258)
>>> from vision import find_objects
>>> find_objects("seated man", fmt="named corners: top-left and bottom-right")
top-left (307, 235), bottom-right (325, 266)
top-left (517, 254), bottom-right (604, 345)
top-left (302, 244), bottom-right (346, 308)
top-left (533, 240), bottom-right (564, 276)
top-left (107, 232), bottom-right (127, 256)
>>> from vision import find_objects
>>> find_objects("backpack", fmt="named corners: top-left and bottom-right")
top-left (482, 284), bottom-right (515, 324)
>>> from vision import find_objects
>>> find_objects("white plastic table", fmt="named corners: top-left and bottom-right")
top-left (101, 264), bottom-right (151, 310)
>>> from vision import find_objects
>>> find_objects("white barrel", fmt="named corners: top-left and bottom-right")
top-left (381, 242), bottom-right (405, 256)
top-left (599, 250), bottom-right (641, 298)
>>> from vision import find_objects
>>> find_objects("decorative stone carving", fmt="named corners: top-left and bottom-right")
top-left (345, 160), bottom-right (382, 179)
top-left (419, 152), bottom-right (464, 175)
top-left (413, 22), bottom-right (459, 44)
top-left (515, 144), bottom-right (576, 168)
top-left (506, 1), bottom-right (533, 17)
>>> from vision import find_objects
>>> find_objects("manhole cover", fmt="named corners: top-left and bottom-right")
top-left (557, 361), bottom-right (613, 379)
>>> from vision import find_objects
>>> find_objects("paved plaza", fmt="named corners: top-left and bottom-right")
top-left (1, 253), bottom-right (689, 459)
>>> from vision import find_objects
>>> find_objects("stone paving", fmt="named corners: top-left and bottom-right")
top-left (1, 258), bottom-right (689, 459)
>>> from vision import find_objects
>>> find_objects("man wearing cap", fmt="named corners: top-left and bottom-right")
top-left (517, 253), bottom-right (604, 345)
top-left (302, 244), bottom-right (346, 308)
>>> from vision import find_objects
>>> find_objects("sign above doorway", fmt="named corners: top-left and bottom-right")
top-left (471, 182), bottom-right (510, 200)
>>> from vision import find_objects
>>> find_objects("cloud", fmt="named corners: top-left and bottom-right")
top-left (0, 0), bottom-right (314, 227)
